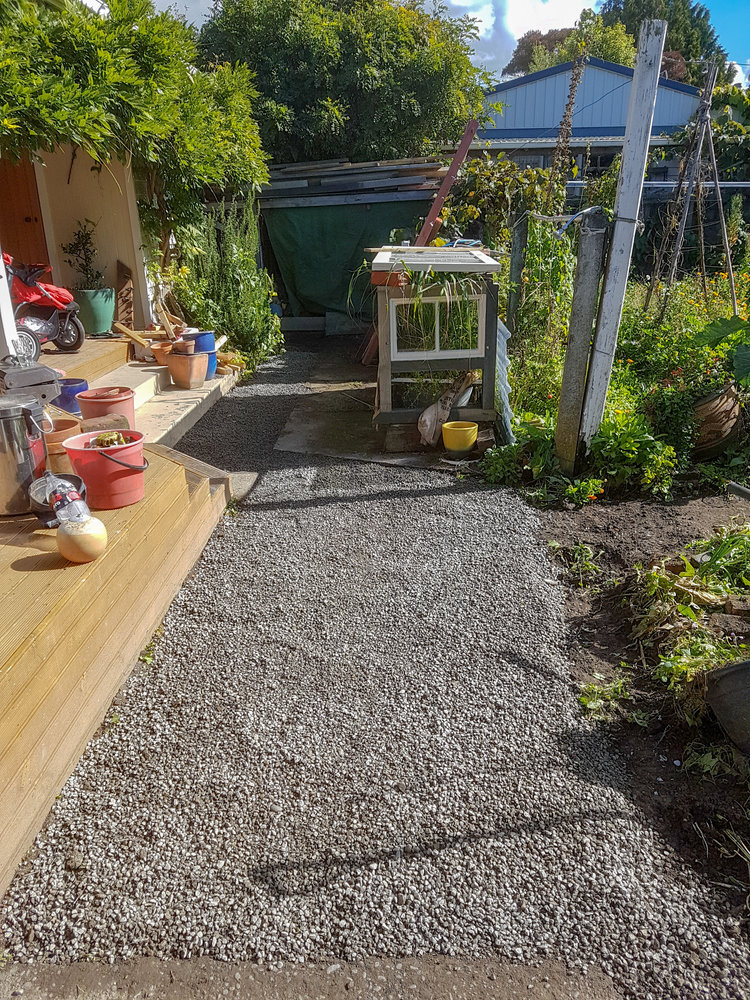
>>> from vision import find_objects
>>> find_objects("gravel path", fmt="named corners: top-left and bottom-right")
top-left (3, 347), bottom-right (749, 1000)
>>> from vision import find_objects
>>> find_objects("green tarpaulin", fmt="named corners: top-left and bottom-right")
top-left (263, 200), bottom-right (431, 322)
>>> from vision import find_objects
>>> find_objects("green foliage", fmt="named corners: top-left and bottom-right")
top-left (60, 219), bottom-right (104, 290)
top-left (579, 673), bottom-right (631, 719)
top-left (140, 62), bottom-right (268, 265)
top-left (683, 739), bottom-right (750, 780)
top-left (590, 411), bottom-right (677, 497)
top-left (645, 383), bottom-right (699, 470)
top-left (690, 523), bottom-right (750, 589)
top-left (162, 201), bottom-right (282, 367)
top-left (627, 525), bottom-right (750, 722)
top-left (694, 315), bottom-right (750, 385)
top-left (548, 540), bottom-right (602, 586)
top-left (711, 88), bottom-right (750, 185)
top-left (529, 9), bottom-right (636, 72)
top-left (443, 153), bottom-right (564, 247)
top-left (599, 0), bottom-right (731, 86)
top-left (199, 0), bottom-right (490, 163)
top-left (481, 405), bottom-right (676, 504)
top-left (502, 28), bottom-right (573, 76)
top-left (0, 0), bottom-right (268, 265)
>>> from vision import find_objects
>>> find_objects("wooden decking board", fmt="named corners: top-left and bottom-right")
top-left (0, 469), bottom-right (226, 894)
top-left (0, 454), bottom-right (180, 672)
top-left (42, 338), bottom-right (130, 383)
top-left (0, 477), bottom-right (210, 835)
top-left (0, 468), bottom-right (195, 783)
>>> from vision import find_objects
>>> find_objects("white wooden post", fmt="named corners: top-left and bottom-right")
top-left (0, 242), bottom-right (18, 359)
top-left (579, 20), bottom-right (667, 445)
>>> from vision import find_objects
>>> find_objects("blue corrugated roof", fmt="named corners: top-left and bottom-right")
top-left (486, 57), bottom-right (699, 98)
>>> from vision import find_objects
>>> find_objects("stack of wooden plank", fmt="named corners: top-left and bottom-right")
top-left (259, 157), bottom-right (448, 210)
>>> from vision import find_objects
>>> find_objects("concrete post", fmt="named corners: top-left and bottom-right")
top-left (506, 205), bottom-right (528, 341)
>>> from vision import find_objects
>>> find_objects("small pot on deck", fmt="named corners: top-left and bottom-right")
top-left (150, 341), bottom-right (173, 366)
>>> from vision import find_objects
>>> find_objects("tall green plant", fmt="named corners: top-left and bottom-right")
top-left (166, 201), bottom-right (282, 366)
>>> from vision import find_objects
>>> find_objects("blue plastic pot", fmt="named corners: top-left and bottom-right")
top-left (52, 378), bottom-right (88, 416)
top-left (204, 350), bottom-right (217, 379)
top-left (184, 330), bottom-right (215, 353)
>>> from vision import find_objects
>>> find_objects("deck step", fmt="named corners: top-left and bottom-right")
top-left (0, 447), bottom-right (231, 897)
top-left (134, 369), bottom-right (237, 446)
top-left (89, 360), bottom-right (172, 409)
top-left (78, 360), bottom-right (237, 446)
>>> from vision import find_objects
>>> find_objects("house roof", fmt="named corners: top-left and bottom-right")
top-left (479, 57), bottom-right (700, 149)
top-left (486, 58), bottom-right (699, 98)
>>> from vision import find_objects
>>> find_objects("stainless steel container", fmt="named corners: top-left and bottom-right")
top-left (0, 393), bottom-right (48, 515)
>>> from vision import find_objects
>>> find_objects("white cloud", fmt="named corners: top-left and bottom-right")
top-left (502, 0), bottom-right (585, 40)
top-left (730, 60), bottom-right (749, 88)
top-left (447, 0), bottom-right (496, 38)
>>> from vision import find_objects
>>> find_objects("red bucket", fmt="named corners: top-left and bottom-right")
top-left (75, 386), bottom-right (136, 429)
top-left (62, 430), bottom-right (149, 509)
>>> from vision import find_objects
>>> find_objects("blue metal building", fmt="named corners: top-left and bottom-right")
top-left (479, 58), bottom-right (699, 174)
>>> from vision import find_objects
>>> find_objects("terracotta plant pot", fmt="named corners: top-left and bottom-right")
top-left (172, 338), bottom-right (195, 355)
top-left (44, 416), bottom-right (80, 474)
top-left (166, 351), bottom-right (208, 389)
top-left (693, 382), bottom-right (741, 460)
top-left (151, 341), bottom-right (174, 366)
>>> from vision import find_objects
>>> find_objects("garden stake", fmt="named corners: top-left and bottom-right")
top-left (658, 62), bottom-right (718, 323)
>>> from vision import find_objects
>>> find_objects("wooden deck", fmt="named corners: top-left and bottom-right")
top-left (41, 336), bottom-right (130, 382)
top-left (0, 445), bottom-right (230, 896)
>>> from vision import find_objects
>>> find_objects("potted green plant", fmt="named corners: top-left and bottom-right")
top-left (691, 315), bottom-right (750, 458)
top-left (61, 220), bottom-right (115, 335)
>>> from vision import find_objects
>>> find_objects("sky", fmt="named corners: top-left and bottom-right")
top-left (166, 0), bottom-right (750, 86)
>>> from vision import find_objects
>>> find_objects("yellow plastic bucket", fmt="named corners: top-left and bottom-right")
top-left (442, 420), bottom-right (478, 454)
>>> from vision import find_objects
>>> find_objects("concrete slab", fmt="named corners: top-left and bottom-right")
top-left (274, 359), bottom-right (475, 471)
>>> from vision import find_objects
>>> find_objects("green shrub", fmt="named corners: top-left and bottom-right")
top-left (164, 200), bottom-right (282, 368)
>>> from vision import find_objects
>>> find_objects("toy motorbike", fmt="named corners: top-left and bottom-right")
top-left (2, 252), bottom-right (85, 361)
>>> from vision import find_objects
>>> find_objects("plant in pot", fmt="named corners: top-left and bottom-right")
top-left (647, 316), bottom-right (745, 466)
top-left (61, 220), bottom-right (115, 336)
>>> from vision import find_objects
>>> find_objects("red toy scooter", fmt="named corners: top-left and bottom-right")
top-left (2, 252), bottom-right (85, 361)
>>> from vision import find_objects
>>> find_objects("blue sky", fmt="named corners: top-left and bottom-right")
top-left (164, 0), bottom-right (750, 84)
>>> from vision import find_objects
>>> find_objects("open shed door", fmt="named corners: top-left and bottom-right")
top-left (0, 158), bottom-right (49, 265)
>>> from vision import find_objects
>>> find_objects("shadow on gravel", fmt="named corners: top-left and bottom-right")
top-left (249, 807), bottom-right (632, 897)
top-left (178, 390), bottom-right (311, 472)
top-left (245, 478), bottom-right (493, 514)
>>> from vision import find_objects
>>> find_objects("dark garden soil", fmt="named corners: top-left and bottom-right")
top-left (543, 491), bottom-right (750, 914)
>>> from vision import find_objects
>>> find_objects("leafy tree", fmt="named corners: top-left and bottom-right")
top-left (502, 29), bottom-right (573, 76)
top-left (709, 85), bottom-right (750, 182)
top-left (529, 9), bottom-right (636, 72)
top-left (199, 0), bottom-right (490, 163)
top-left (599, 0), bottom-right (731, 85)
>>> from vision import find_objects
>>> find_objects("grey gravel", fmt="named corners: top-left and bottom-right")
top-left (2, 345), bottom-right (750, 1000)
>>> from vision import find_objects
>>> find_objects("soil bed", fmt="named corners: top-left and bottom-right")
top-left (544, 492), bottom-right (750, 912)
